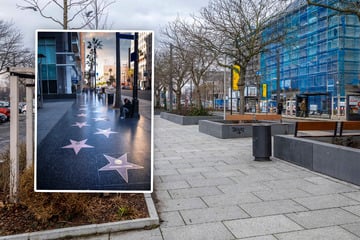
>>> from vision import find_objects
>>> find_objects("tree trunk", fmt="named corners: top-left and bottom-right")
top-left (63, 0), bottom-right (68, 29)
top-left (238, 67), bottom-right (247, 114)
top-left (176, 90), bottom-right (182, 111)
top-left (196, 87), bottom-right (202, 109)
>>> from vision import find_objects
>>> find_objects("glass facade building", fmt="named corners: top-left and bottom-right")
top-left (38, 32), bottom-right (82, 97)
top-left (260, 0), bottom-right (360, 117)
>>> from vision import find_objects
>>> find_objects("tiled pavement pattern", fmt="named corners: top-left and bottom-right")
top-left (76, 115), bottom-right (360, 239)
top-left (36, 93), bottom-right (151, 191)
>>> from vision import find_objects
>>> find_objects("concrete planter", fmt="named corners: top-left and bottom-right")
top-left (160, 112), bottom-right (222, 125)
top-left (199, 119), bottom-right (295, 138)
top-left (274, 135), bottom-right (360, 186)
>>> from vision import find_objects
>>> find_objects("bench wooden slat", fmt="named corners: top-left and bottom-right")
top-left (340, 121), bottom-right (360, 136)
top-left (225, 114), bottom-right (282, 121)
top-left (256, 114), bottom-right (282, 121)
top-left (225, 115), bottom-right (254, 121)
top-left (295, 121), bottom-right (337, 137)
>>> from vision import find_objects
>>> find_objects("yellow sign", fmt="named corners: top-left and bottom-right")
top-left (262, 84), bottom-right (267, 97)
top-left (232, 65), bottom-right (240, 91)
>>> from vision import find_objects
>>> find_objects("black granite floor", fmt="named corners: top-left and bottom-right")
top-left (36, 93), bottom-right (152, 192)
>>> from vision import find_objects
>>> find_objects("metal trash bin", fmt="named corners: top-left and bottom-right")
top-left (107, 93), bottom-right (114, 105)
top-left (252, 124), bottom-right (272, 161)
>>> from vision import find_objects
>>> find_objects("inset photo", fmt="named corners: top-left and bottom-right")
top-left (35, 30), bottom-right (153, 192)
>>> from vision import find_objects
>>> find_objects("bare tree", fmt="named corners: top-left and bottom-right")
top-left (192, 0), bottom-right (288, 114)
top-left (162, 17), bottom-right (218, 109)
top-left (171, 52), bottom-right (191, 111)
top-left (17, 0), bottom-right (114, 29)
top-left (154, 50), bottom-right (169, 108)
top-left (81, 0), bottom-right (115, 29)
top-left (0, 20), bottom-right (34, 75)
top-left (307, 0), bottom-right (360, 21)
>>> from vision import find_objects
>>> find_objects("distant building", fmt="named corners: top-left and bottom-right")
top-left (260, 0), bottom-right (360, 117)
top-left (131, 32), bottom-right (153, 90)
top-left (37, 31), bottom-right (82, 97)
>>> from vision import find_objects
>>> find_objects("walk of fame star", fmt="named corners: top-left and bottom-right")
top-left (61, 139), bottom-right (94, 155)
top-left (72, 122), bottom-right (90, 128)
top-left (79, 107), bottom-right (87, 111)
top-left (94, 128), bottom-right (118, 138)
top-left (99, 154), bottom-right (143, 183)
top-left (77, 113), bottom-right (87, 117)
top-left (93, 117), bottom-right (108, 121)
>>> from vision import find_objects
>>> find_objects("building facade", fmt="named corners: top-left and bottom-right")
top-left (260, 0), bottom-right (360, 117)
top-left (132, 32), bottom-right (153, 90)
top-left (38, 31), bottom-right (82, 97)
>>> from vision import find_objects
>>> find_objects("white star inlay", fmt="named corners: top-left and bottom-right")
top-left (94, 128), bottom-right (118, 138)
top-left (72, 122), bottom-right (90, 128)
top-left (61, 139), bottom-right (94, 155)
top-left (77, 113), bottom-right (87, 117)
top-left (99, 153), bottom-right (143, 183)
top-left (93, 117), bottom-right (108, 121)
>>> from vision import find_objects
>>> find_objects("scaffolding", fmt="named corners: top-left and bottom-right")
top-left (260, 0), bottom-right (360, 118)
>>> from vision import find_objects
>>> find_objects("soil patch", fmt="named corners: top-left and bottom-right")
top-left (0, 192), bottom-right (148, 236)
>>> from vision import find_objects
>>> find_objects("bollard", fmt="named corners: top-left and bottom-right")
top-left (252, 124), bottom-right (272, 161)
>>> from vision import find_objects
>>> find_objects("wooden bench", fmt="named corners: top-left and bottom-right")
top-left (225, 114), bottom-right (282, 121)
top-left (294, 121), bottom-right (337, 137)
top-left (339, 121), bottom-right (360, 136)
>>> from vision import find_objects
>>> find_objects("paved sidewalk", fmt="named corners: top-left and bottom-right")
top-left (36, 93), bottom-right (151, 191)
top-left (78, 116), bottom-right (360, 239)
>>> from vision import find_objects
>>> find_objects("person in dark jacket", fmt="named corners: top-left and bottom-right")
top-left (121, 98), bottom-right (133, 119)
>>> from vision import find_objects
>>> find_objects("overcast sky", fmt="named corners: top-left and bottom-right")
top-left (0, 0), bottom-right (210, 50)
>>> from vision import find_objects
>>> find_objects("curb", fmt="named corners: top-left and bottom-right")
top-left (0, 193), bottom-right (159, 240)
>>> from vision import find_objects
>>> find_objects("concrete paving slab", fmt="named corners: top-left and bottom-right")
top-left (343, 191), bottom-right (360, 202)
top-left (168, 186), bottom-right (223, 199)
top-left (240, 236), bottom-right (277, 240)
top-left (159, 173), bottom-right (206, 182)
top-left (180, 205), bottom-right (249, 225)
top-left (293, 194), bottom-right (360, 210)
top-left (186, 177), bottom-right (235, 188)
top-left (298, 182), bottom-right (357, 195)
top-left (155, 180), bottom-right (190, 190)
top-left (263, 178), bottom-right (316, 191)
top-left (253, 188), bottom-right (312, 201)
top-left (177, 166), bottom-right (217, 175)
top-left (229, 173), bottom-right (277, 183)
top-left (155, 169), bottom-right (179, 176)
top-left (223, 215), bottom-right (303, 239)
top-left (110, 228), bottom-right (163, 240)
top-left (202, 192), bottom-right (262, 207)
top-left (286, 208), bottom-right (360, 229)
top-left (219, 182), bottom-right (271, 194)
top-left (161, 222), bottom-right (234, 240)
top-left (156, 198), bottom-right (207, 212)
top-left (275, 226), bottom-right (359, 240)
top-left (240, 199), bottom-right (308, 217)
top-left (201, 170), bottom-right (245, 179)
top-left (343, 205), bottom-right (360, 217)
top-left (342, 222), bottom-right (360, 237)
top-left (159, 211), bottom-right (185, 228)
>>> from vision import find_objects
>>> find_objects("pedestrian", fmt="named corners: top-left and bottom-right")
top-left (300, 99), bottom-right (306, 117)
top-left (121, 98), bottom-right (133, 119)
